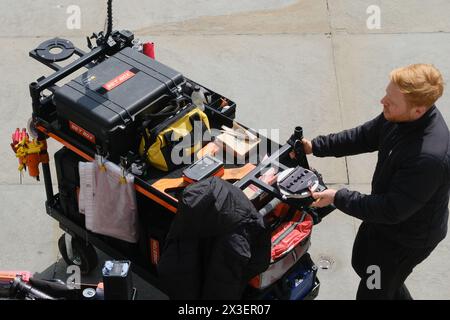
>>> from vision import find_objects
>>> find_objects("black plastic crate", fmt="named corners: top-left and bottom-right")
top-left (205, 90), bottom-right (237, 120)
top-left (183, 79), bottom-right (237, 123)
top-left (54, 147), bottom-right (86, 225)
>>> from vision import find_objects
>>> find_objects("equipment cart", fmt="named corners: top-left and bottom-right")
top-left (19, 1), bottom-right (334, 300)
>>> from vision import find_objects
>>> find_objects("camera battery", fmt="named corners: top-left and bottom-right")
top-left (102, 260), bottom-right (133, 300)
top-left (182, 155), bottom-right (224, 184)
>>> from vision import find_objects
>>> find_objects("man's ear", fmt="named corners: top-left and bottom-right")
top-left (414, 105), bottom-right (428, 118)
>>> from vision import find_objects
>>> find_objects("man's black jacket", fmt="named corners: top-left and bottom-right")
top-left (312, 106), bottom-right (450, 248)
top-left (157, 177), bottom-right (271, 299)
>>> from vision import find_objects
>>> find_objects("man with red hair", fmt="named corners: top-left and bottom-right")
top-left (303, 64), bottom-right (449, 299)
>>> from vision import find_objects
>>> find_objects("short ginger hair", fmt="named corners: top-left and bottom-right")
top-left (390, 64), bottom-right (444, 108)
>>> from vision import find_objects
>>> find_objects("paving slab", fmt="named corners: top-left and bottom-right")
top-left (333, 32), bottom-right (450, 125)
top-left (135, 0), bottom-right (329, 35)
top-left (407, 236), bottom-right (450, 299)
top-left (0, 185), bottom-right (59, 272)
top-left (0, 0), bottom-right (326, 38)
top-left (0, 0), bottom-right (104, 38)
top-left (328, 0), bottom-right (450, 34)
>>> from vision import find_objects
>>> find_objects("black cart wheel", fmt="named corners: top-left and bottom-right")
top-left (58, 234), bottom-right (98, 275)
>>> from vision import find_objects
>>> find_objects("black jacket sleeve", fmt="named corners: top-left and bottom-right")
top-left (334, 155), bottom-right (444, 224)
top-left (312, 113), bottom-right (385, 157)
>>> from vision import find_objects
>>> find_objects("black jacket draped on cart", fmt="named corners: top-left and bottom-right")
top-left (312, 106), bottom-right (450, 248)
top-left (157, 177), bottom-right (271, 299)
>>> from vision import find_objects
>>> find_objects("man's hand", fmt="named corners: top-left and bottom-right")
top-left (289, 138), bottom-right (313, 159)
top-left (301, 138), bottom-right (313, 155)
top-left (310, 188), bottom-right (337, 208)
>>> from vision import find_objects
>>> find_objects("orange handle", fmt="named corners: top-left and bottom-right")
top-left (27, 153), bottom-right (40, 178)
top-left (0, 271), bottom-right (32, 283)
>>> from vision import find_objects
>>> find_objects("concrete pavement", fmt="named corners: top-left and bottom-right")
top-left (0, 0), bottom-right (449, 300)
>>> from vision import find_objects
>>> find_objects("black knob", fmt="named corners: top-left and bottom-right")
top-left (294, 126), bottom-right (304, 140)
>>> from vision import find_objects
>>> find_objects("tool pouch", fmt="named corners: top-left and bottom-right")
top-left (139, 104), bottom-right (210, 172)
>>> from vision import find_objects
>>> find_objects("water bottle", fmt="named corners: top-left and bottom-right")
top-left (191, 85), bottom-right (205, 111)
top-left (131, 39), bottom-right (143, 52)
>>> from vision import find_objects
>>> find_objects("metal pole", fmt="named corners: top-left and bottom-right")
top-left (41, 162), bottom-right (54, 202)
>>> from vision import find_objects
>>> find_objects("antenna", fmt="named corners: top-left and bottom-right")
top-left (104, 0), bottom-right (113, 40)
top-left (89, 0), bottom-right (113, 48)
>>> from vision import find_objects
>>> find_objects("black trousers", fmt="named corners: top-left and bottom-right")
top-left (351, 222), bottom-right (437, 300)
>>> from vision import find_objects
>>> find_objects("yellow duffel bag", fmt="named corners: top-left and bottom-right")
top-left (139, 105), bottom-right (210, 171)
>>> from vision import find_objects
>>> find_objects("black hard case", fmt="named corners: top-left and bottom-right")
top-left (53, 47), bottom-right (185, 160)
